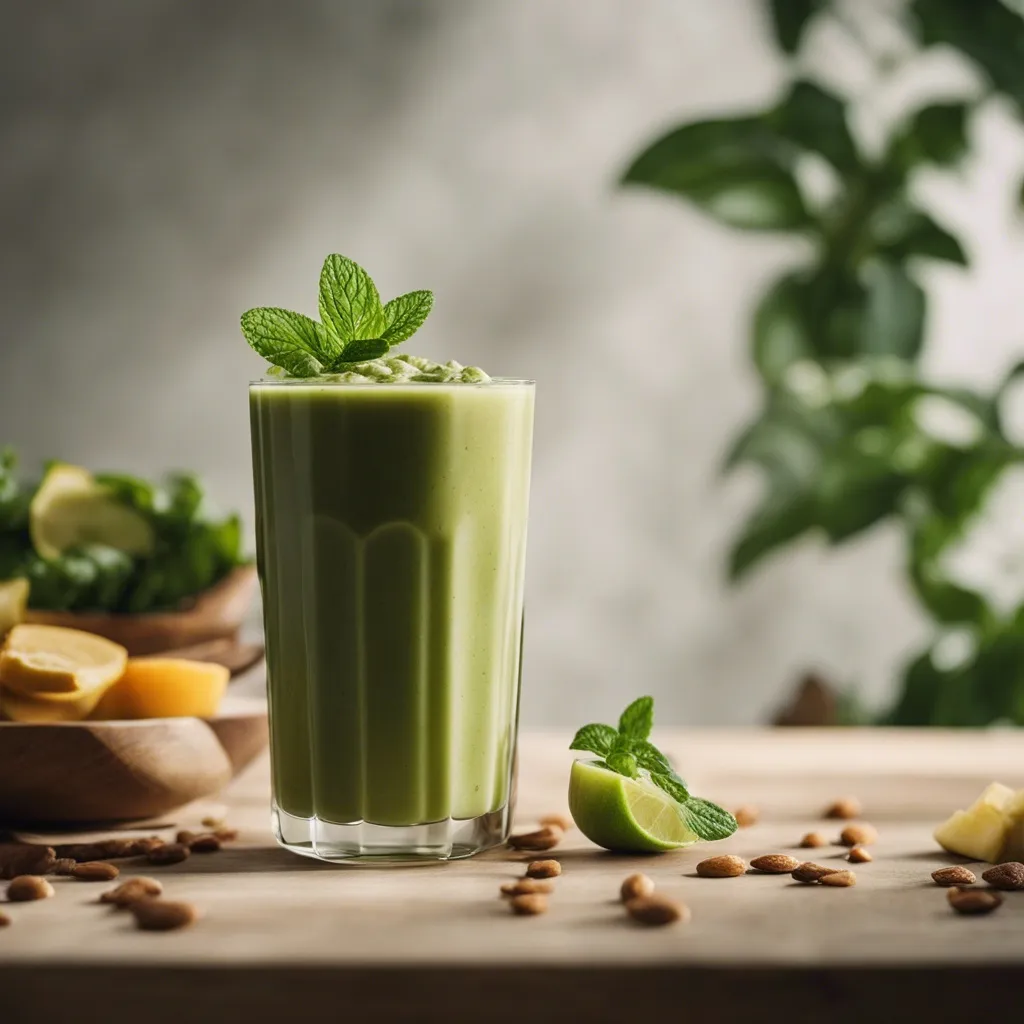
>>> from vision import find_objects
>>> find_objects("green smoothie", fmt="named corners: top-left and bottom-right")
top-left (250, 378), bottom-right (534, 851)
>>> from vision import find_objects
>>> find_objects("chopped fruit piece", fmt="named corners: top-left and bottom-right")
top-left (0, 578), bottom-right (28, 638)
top-left (0, 624), bottom-right (127, 698)
top-left (90, 658), bottom-right (229, 719)
top-left (934, 782), bottom-right (1020, 863)
top-left (0, 687), bottom-right (105, 722)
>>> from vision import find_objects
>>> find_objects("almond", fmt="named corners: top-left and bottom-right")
top-left (819, 870), bottom-right (856, 887)
top-left (69, 861), bottom-right (120, 882)
top-left (733, 805), bottom-right (759, 828)
top-left (130, 898), bottom-right (199, 931)
top-left (187, 834), bottom-right (221, 854)
top-left (53, 839), bottom-right (142, 861)
top-left (508, 827), bottom-right (562, 852)
top-left (981, 862), bottom-right (1024, 891)
top-left (147, 843), bottom-right (191, 866)
top-left (948, 887), bottom-right (1002, 915)
top-left (847, 846), bottom-right (873, 864)
top-left (625, 894), bottom-right (688, 926)
top-left (799, 832), bottom-right (827, 849)
top-left (932, 866), bottom-right (976, 887)
top-left (696, 855), bottom-right (746, 878)
top-left (539, 814), bottom-right (573, 832)
top-left (0, 911), bottom-right (10, 927)
top-left (839, 824), bottom-right (878, 847)
top-left (175, 831), bottom-right (197, 846)
top-left (620, 873), bottom-right (655, 902)
top-left (509, 893), bottom-right (547, 916)
top-left (525, 860), bottom-right (561, 879)
top-left (824, 797), bottom-right (862, 820)
top-left (749, 854), bottom-right (800, 874)
top-left (0, 844), bottom-right (55, 880)
top-left (500, 879), bottom-right (553, 897)
top-left (791, 862), bottom-right (841, 883)
top-left (6, 875), bottom-right (54, 901)
top-left (100, 877), bottom-right (164, 907)
top-left (52, 859), bottom-right (77, 875)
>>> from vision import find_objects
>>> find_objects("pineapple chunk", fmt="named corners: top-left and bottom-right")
top-left (934, 782), bottom-right (1020, 863)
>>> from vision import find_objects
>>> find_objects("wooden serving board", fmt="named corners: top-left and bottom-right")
top-left (2, 729), bottom-right (1023, 1024)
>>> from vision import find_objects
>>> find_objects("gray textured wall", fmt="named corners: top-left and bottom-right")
top-left (2, 0), bottom-right (1023, 725)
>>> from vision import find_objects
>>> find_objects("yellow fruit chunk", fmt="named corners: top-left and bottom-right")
top-left (91, 658), bottom-right (229, 720)
top-left (934, 782), bottom-right (1020, 863)
top-left (0, 686), bottom-right (105, 723)
top-left (0, 578), bottom-right (28, 638)
top-left (0, 623), bottom-right (128, 697)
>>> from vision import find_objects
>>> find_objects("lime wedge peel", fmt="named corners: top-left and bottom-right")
top-left (30, 463), bottom-right (154, 560)
top-left (568, 758), bottom-right (700, 853)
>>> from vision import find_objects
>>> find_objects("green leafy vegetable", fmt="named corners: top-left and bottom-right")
top-left (241, 254), bottom-right (434, 377)
top-left (570, 697), bottom-right (737, 843)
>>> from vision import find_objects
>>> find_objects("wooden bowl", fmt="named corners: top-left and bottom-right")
top-left (23, 566), bottom-right (259, 656)
top-left (0, 695), bottom-right (267, 826)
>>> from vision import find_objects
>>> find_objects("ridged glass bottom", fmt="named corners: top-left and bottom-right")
top-left (272, 802), bottom-right (512, 863)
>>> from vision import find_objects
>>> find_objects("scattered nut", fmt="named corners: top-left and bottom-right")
top-left (500, 879), bottom-right (553, 897)
top-left (508, 827), bottom-right (562, 852)
top-left (0, 910), bottom-right (10, 927)
top-left (525, 860), bottom-right (561, 879)
top-left (509, 893), bottom-right (548, 916)
top-left (825, 797), bottom-right (862, 820)
top-left (132, 838), bottom-right (166, 855)
top-left (0, 844), bottom-right (56, 880)
top-left (932, 866), bottom-right (976, 887)
top-left (847, 846), bottom-right (873, 864)
top-left (51, 859), bottom-right (77, 875)
top-left (6, 875), bottom-right (55, 901)
top-left (175, 831), bottom-right (197, 846)
top-left (733, 805), bottom-right (759, 828)
top-left (625, 894), bottom-right (688, 926)
top-left (100, 877), bottom-right (164, 907)
top-left (539, 814), bottom-right (573, 832)
top-left (146, 843), bottom-right (191, 866)
top-left (69, 862), bottom-right (120, 882)
top-left (799, 832), bottom-right (828, 849)
top-left (53, 839), bottom-right (145, 861)
top-left (201, 816), bottom-right (225, 829)
top-left (620, 873), bottom-right (655, 902)
top-left (130, 898), bottom-right (199, 931)
top-left (187, 834), bottom-right (221, 854)
top-left (214, 828), bottom-right (239, 842)
top-left (750, 854), bottom-right (801, 874)
top-left (839, 824), bottom-right (878, 847)
top-left (981, 862), bottom-right (1024, 891)
top-left (792, 862), bottom-right (841, 883)
top-left (696, 855), bottom-right (747, 878)
top-left (819, 870), bottom-right (857, 887)
top-left (948, 887), bottom-right (1002, 915)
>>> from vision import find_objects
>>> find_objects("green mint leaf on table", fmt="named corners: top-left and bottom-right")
top-left (240, 308), bottom-right (325, 377)
top-left (569, 723), bottom-right (618, 757)
top-left (618, 695), bottom-right (654, 740)
top-left (318, 254), bottom-right (386, 344)
top-left (382, 290), bottom-right (434, 345)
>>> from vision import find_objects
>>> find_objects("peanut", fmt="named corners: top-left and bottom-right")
top-left (100, 877), bottom-right (164, 907)
top-left (509, 893), bottom-right (547, 916)
top-left (70, 862), bottom-right (120, 882)
top-left (130, 898), bottom-right (199, 931)
top-left (799, 832), bottom-right (827, 848)
top-left (508, 827), bottom-right (562, 852)
top-left (981, 862), bottom-right (1024, 891)
top-left (733, 805), bottom-right (759, 828)
top-left (625, 894), bottom-right (688, 926)
top-left (792, 862), bottom-right (841, 883)
top-left (819, 870), bottom-right (857, 887)
top-left (147, 843), bottom-right (191, 866)
top-left (539, 814), bottom-right (573, 832)
top-left (847, 846), bottom-right (873, 864)
top-left (500, 879), bottom-right (553, 897)
top-left (749, 854), bottom-right (801, 874)
top-left (839, 824), bottom-right (878, 847)
top-left (696, 855), bottom-right (747, 878)
top-left (525, 860), bottom-right (561, 879)
top-left (7, 875), bottom-right (54, 901)
top-left (948, 887), bottom-right (1002, 915)
top-left (620, 873), bottom-right (655, 902)
top-left (824, 797), bottom-right (862, 820)
top-left (0, 843), bottom-right (55, 880)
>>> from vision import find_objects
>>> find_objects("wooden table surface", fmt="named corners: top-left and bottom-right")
top-left (3, 728), bottom-right (1024, 1023)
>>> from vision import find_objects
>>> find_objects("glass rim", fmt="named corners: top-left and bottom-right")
top-left (249, 376), bottom-right (535, 388)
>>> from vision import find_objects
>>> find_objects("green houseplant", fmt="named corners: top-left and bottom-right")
top-left (622, 0), bottom-right (1024, 725)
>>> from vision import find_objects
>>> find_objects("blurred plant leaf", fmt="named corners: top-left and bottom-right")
top-left (866, 201), bottom-right (967, 265)
top-left (859, 261), bottom-right (926, 360)
top-left (622, 118), bottom-right (811, 230)
top-left (816, 450), bottom-right (906, 541)
top-left (728, 489), bottom-right (816, 580)
top-left (767, 0), bottom-right (826, 53)
top-left (751, 273), bottom-right (816, 383)
top-left (888, 102), bottom-right (971, 172)
top-left (768, 79), bottom-right (860, 172)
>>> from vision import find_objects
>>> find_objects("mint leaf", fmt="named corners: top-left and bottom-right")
top-left (632, 739), bottom-right (672, 775)
top-left (335, 338), bottom-right (389, 365)
top-left (618, 696), bottom-right (654, 741)
top-left (240, 308), bottom-right (324, 377)
top-left (651, 771), bottom-right (690, 803)
top-left (382, 290), bottom-right (434, 345)
top-left (318, 254), bottom-right (386, 343)
top-left (679, 798), bottom-right (738, 842)
top-left (569, 723), bottom-right (618, 757)
top-left (606, 750), bottom-right (639, 779)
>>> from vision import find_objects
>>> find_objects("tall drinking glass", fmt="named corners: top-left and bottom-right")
top-left (249, 378), bottom-right (534, 862)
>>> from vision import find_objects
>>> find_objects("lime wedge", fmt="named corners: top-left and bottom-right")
top-left (30, 463), bottom-right (154, 560)
top-left (568, 759), bottom-right (699, 853)
top-left (0, 577), bottom-right (28, 637)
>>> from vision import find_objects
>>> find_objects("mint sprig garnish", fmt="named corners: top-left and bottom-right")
top-left (570, 696), bottom-right (738, 842)
top-left (241, 254), bottom-right (434, 377)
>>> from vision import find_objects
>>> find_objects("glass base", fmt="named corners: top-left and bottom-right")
top-left (272, 803), bottom-right (511, 863)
